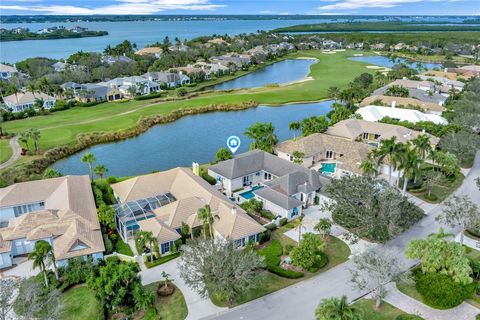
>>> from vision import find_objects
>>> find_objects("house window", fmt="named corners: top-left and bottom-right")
top-left (248, 235), bottom-right (255, 243)
top-left (162, 241), bottom-right (171, 254)
top-left (326, 150), bottom-right (333, 159)
top-left (374, 134), bottom-right (381, 140)
top-left (362, 132), bottom-right (369, 139)
top-left (234, 239), bottom-right (242, 248)
top-left (255, 172), bottom-right (261, 176)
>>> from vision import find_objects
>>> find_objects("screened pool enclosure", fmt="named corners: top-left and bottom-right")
top-left (113, 193), bottom-right (177, 241)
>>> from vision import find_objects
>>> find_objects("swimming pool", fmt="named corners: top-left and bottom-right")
top-left (239, 185), bottom-right (264, 200)
top-left (320, 163), bottom-right (336, 176)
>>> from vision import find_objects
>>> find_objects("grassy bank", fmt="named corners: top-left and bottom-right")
top-left (0, 139), bottom-right (12, 164)
top-left (1, 50), bottom-right (373, 179)
top-left (352, 299), bottom-right (407, 320)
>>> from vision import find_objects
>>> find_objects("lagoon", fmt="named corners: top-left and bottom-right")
top-left (348, 55), bottom-right (442, 70)
top-left (52, 101), bottom-right (333, 177)
top-left (213, 59), bottom-right (316, 90)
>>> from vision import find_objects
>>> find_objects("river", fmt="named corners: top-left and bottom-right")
top-left (52, 101), bottom-right (333, 177)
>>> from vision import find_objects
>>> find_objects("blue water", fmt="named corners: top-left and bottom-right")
top-left (1, 19), bottom-right (329, 63)
top-left (52, 101), bottom-right (333, 177)
top-left (240, 186), bottom-right (265, 200)
top-left (213, 59), bottom-right (315, 90)
top-left (320, 162), bottom-right (336, 175)
top-left (348, 56), bottom-right (442, 70)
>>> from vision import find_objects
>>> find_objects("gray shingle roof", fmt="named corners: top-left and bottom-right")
top-left (254, 188), bottom-right (303, 210)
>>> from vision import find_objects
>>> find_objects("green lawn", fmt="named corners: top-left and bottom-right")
top-left (60, 286), bottom-right (103, 320)
top-left (1, 50), bottom-right (374, 174)
top-left (352, 299), bottom-right (407, 320)
top-left (0, 139), bottom-right (12, 164)
top-left (212, 233), bottom-right (351, 307)
top-left (114, 237), bottom-right (134, 256)
top-left (144, 283), bottom-right (188, 320)
top-left (144, 252), bottom-right (181, 268)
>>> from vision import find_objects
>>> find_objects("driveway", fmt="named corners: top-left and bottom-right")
top-left (140, 258), bottom-right (226, 320)
top-left (206, 151), bottom-right (480, 320)
top-left (0, 136), bottom-right (21, 170)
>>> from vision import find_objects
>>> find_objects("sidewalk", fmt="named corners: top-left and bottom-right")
top-left (383, 283), bottom-right (479, 320)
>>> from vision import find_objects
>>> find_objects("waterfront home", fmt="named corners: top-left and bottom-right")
top-left (370, 43), bottom-right (386, 50)
top-left (325, 119), bottom-right (439, 147)
top-left (423, 70), bottom-right (463, 81)
top-left (0, 63), bottom-right (18, 80)
top-left (446, 67), bottom-right (479, 79)
top-left (0, 176), bottom-right (105, 269)
top-left (388, 79), bottom-right (455, 95)
top-left (373, 85), bottom-right (447, 106)
top-left (52, 61), bottom-right (67, 72)
top-left (356, 105), bottom-right (448, 125)
top-left (3, 91), bottom-right (56, 113)
top-left (111, 167), bottom-right (264, 249)
top-left (208, 150), bottom-right (329, 220)
top-left (210, 54), bottom-right (252, 69)
top-left (102, 76), bottom-right (161, 97)
top-left (190, 62), bottom-right (230, 77)
top-left (71, 83), bottom-right (122, 103)
top-left (169, 44), bottom-right (189, 52)
top-left (170, 67), bottom-right (206, 82)
top-left (360, 95), bottom-right (444, 115)
top-left (418, 75), bottom-right (464, 91)
top-left (136, 46), bottom-right (163, 58)
top-left (103, 55), bottom-right (135, 65)
top-left (142, 72), bottom-right (190, 88)
top-left (275, 133), bottom-right (372, 178)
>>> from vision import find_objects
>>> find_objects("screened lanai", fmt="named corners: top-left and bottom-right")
top-left (114, 193), bottom-right (177, 241)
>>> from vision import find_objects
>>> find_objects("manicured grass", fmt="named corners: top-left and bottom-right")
top-left (352, 299), bottom-right (407, 320)
top-left (396, 280), bottom-right (425, 305)
top-left (1, 50), bottom-right (374, 173)
top-left (144, 252), bottom-right (181, 268)
top-left (212, 233), bottom-right (350, 307)
top-left (144, 283), bottom-right (188, 320)
top-left (409, 167), bottom-right (464, 204)
top-left (0, 139), bottom-right (12, 164)
top-left (60, 286), bottom-right (103, 320)
top-left (114, 238), bottom-right (134, 256)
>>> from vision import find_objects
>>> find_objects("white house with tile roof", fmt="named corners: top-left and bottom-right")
top-left (111, 167), bottom-right (265, 250)
top-left (0, 176), bottom-right (105, 269)
top-left (3, 91), bottom-right (56, 113)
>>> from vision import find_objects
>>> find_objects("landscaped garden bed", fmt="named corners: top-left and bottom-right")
top-left (352, 299), bottom-right (422, 320)
top-left (144, 252), bottom-right (181, 269)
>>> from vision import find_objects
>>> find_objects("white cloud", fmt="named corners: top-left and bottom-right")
top-left (0, 0), bottom-right (225, 14)
top-left (317, 0), bottom-right (427, 11)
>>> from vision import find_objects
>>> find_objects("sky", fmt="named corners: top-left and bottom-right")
top-left (0, 0), bottom-right (478, 16)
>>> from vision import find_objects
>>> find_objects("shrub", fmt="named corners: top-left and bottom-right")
top-left (106, 176), bottom-right (117, 184)
top-left (423, 193), bottom-right (438, 201)
top-left (279, 217), bottom-right (288, 226)
top-left (134, 92), bottom-right (163, 100)
top-left (257, 240), bottom-right (304, 279)
top-left (314, 196), bottom-right (319, 205)
top-left (259, 230), bottom-right (271, 244)
top-left (415, 272), bottom-right (474, 309)
top-left (260, 210), bottom-right (275, 220)
top-left (396, 315), bottom-right (425, 320)
top-left (284, 244), bottom-right (294, 255)
top-left (264, 223), bottom-right (277, 231)
top-left (60, 257), bottom-right (97, 290)
top-left (201, 172), bottom-right (216, 185)
top-left (103, 233), bottom-right (113, 254)
top-left (144, 252), bottom-right (181, 269)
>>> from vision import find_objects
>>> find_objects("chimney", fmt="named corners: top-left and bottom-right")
top-left (391, 101), bottom-right (396, 108)
top-left (444, 68), bottom-right (448, 73)
top-left (231, 207), bottom-right (237, 215)
top-left (192, 162), bottom-right (200, 176)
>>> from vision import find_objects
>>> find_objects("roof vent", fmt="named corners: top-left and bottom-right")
top-left (231, 207), bottom-right (237, 215)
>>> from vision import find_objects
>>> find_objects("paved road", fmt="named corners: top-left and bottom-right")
top-left (206, 151), bottom-right (480, 320)
top-left (0, 136), bottom-right (20, 170)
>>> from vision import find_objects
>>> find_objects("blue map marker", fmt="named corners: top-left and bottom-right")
top-left (226, 136), bottom-right (241, 154)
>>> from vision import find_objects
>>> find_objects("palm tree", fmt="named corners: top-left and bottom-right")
top-left (29, 128), bottom-right (41, 152)
top-left (412, 134), bottom-right (431, 160)
top-left (180, 222), bottom-right (190, 244)
top-left (398, 143), bottom-right (422, 195)
top-left (142, 231), bottom-right (158, 263)
top-left (81, 152), bottom-right (96, 181)
top-left (94, 164), bottom-right (108, 183)
top-left (315, 295), bottom-right (362, 320)
top-left (28, 240), bottom-right (52, 287)
top-left (198, 205), bottom-right (219, 240)
top-left (360, 153), bottom-right (378, 177)
top-left (289, 121), bottom-right (301, 140)
top-left (19, 131), bottom-right (30, 150)
top-left (328, 86), bottom-right (340, 101)
top-left (375, 137), bottom-right (399, 185)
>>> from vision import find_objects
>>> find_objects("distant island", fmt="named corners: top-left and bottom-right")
top-left (0, 14), bottom-right (478, 24)
top-left (273, 21), bottom-right (480, 33)
top-left (0, 26), bottom-right (108, 41)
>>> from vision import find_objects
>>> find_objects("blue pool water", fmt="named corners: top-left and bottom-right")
top-left (213, 59), bottom-right (316, 90)
top-left (320, 163), bottom-right (336, 175)
top-left (239, 186), bottom-right (265, 200)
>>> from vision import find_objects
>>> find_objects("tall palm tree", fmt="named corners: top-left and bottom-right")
top-left (289, 121), bottom-right (301, 140)
top-left (263, 123), bottom-right (278, 153)
top-left (142, 231), bottom-right (158, 263)
top-left (375, 137), bottom-right (400, 185)
top-left (412, 134), bottom-right (431, 160)
top-left (19, 131), bottom-right (30, 150)
top-left (398, 143), bottom-right (422, 195)
top-left (94, 164), bottom-right (108, 183)
top-left (29, 128), bottom-right (41, 152)
top-left (315, 295), bottom-right (362, 320)
top-left (360, 153), bottom-right (378, 177)
top-left (28, 240), bottom-right (52, 287)
top-left (198, 205), bottom-right (219, 240)
top-left (328, 86), bottom-right (340, 101)
top-left (81, 152), bottom-right (96, 181)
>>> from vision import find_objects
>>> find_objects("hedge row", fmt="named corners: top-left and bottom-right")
top-left (257, 240), bottom-right (304, 279)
